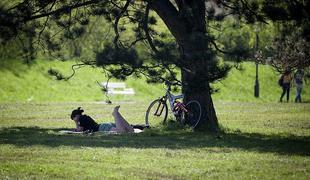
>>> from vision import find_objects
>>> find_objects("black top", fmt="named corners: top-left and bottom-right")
top-left (78, 115), bottom-right (99, 132)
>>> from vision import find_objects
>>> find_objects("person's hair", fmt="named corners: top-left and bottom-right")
top-left (284, 69), bottom-right (291, 75)
top-left (71, 107), bottom-right (84, 120)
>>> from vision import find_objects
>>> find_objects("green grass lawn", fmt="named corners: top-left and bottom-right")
top-left (0, 59), bottom-right (309, 179)
top-left (0, 101), bottom-right (309, 179)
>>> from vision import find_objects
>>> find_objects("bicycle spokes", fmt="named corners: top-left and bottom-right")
top-left (146, 99), bottom-right (168, 126)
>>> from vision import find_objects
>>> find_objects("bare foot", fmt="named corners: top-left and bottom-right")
top-left (112, 105), bottom-right (120, 116)
top-left (114, 105), bottom-right (120, 111)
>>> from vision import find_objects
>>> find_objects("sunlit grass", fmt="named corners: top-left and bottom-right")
top-left (0, 101), bottom-right (309, 179)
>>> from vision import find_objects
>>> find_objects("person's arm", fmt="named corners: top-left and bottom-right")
top-left (75, 126), bottom-right (84, 132)
top-left (74, 120), bottom-right (84, 132)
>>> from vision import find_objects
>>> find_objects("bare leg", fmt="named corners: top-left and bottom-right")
top-left (112, 106), bottom-right (134, 133)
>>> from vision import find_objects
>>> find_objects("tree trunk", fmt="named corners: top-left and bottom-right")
top-left (183, 84), bottom-right (219, 131)
top-left (150, 0), bottom-right (219, 131)
top-left (180, 39), bottom-right (219, 131)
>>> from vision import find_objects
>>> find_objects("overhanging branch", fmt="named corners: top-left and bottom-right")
top-left (22, 0), bottom-right (104, 22)
top-left (149, 0), bottom-right (187, 42)
top-left (113, 0), bottom-right (132, 48)
top-left (143, 3), bottom-right (159, 54)
top-left (210, 40), bottom-right (230, 54)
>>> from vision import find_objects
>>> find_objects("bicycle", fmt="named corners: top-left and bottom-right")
top-left (145, 81), bottom-right (202, 129)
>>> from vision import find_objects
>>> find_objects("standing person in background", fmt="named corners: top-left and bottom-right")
top-left (294, 69), bottom-right (304, 103)
top-left (280, 70), bottom-right (293, 102)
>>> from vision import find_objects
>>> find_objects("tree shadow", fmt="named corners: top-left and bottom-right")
top-left (0, 126), bottom-right (309, 156)
top-left (300, 100), bottom-right (310, 103)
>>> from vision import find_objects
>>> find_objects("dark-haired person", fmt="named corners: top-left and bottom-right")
top-left (280, 70), bottom-right (293, 102)
top-left (71, 106), bottom-right (134, 133)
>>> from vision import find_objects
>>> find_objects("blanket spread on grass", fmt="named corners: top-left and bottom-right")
top-left (59, 128), bottom-right (143, 135)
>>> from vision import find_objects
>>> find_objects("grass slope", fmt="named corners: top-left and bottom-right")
top-left (0, 59), bottom-right (164, 103)
top-left (0, 59), bottom-right (309, 103)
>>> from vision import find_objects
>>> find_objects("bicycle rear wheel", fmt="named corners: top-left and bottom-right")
top-left (185, 100), bottom-right (202, 129)
top-left (145, 99), bottom-right (168, 127)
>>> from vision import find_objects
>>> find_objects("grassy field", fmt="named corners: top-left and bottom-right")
top-left (0, 101), bottom-right (309, 179)
top-left (0, 59), bottom-right (309, 179)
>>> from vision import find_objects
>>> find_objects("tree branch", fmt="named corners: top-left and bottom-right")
top-left (113, 0), bottom-right (132, 48)
top-left (36, 0), bottom-right (57, 45)
top-left (210, 40), bottom-right (231, 54)
top-left (219, 0), bottom-right (267, 24)
top-left (174, 0), bottom-right (183, 11)
top-left (143, 3), bottom-right (159, 54)
top-left (24, 0), bottom-right (103, 22)
top-left (148, 0), bottom-right (187, 43)
top-left (239, 0), bottom-right (267, 23)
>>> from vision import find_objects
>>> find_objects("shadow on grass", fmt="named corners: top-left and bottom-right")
top-left (0, 126), bottom-right (309, 156)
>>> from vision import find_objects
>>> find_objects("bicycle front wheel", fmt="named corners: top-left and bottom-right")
top-left (145, 99), bottom-right (168, 127)
top-left (185, 100), bottom-right (202, 129)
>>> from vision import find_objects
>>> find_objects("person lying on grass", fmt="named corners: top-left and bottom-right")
top-left (71, 106), bottom-right (143, 133)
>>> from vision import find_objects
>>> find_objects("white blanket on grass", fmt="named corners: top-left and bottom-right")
top-left (59, 128), bottom-right (143, 134)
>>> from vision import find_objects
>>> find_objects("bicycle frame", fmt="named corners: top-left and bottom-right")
top-left (165, 90), bottom-right (184, 111)
top-left (155, 83), bottom-right (185, 115)
top-left (146, 82), bottom-right (202, 128)
top-left (152, 86), bottom-right (184, 117)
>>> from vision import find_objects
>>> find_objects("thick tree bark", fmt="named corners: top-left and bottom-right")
top-left (150, 0), bottom-right (219, 131)
top-left (180, 40), bottom-right (219, 131)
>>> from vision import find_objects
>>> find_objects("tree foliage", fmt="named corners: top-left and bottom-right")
top-left (0, 0), bottom-right (267, 83)
top-left (268, 31), bottom-right (310, 73)
top-left (260, 0), bottom-right (310, 72)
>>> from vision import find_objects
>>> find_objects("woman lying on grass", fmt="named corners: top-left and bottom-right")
top-left (71, 106), bottom-right (142, 133)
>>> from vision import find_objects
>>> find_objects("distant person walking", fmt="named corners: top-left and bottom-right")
top-left (294, 69), bottom-right (304, 103)
top-left (279, 70), bottom-right (293, 102)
